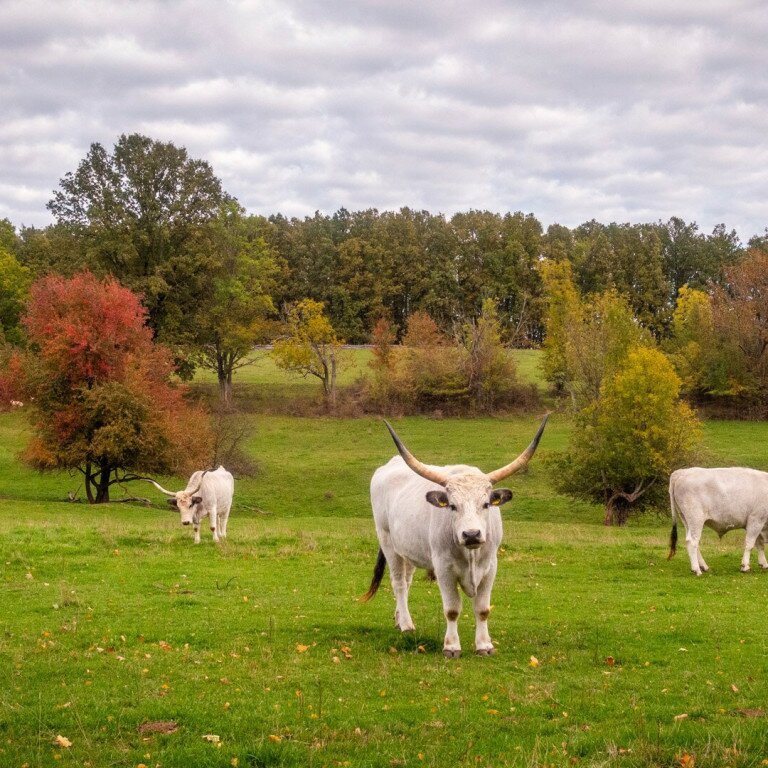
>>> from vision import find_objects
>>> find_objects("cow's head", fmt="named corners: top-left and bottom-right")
top-left (167, 490), bottom-right (204, 525)
top-left (142, 473), bottom-right (207, 526)
top-left (384, 416), bottom-right (549, 549)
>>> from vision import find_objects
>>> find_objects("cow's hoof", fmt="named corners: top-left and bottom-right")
top-left (761, 564), bottom-right (768, 571)
top-left (443, 648), bottom-right (461, 659)
top-left (398, 625), bottom-right (415, 633)
top-left (740, 565), bottom-right (751, 573)
top-left (691, 570), bottom-right (702, 576)
top-left (476, 647), bottom-right (495, 657)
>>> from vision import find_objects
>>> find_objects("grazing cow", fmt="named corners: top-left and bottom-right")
top-left (668, 467), bottom-right (768, 575)
top-left (144, 466), bottom-right (234, 544)
top-left (361, 416), bottom-right (549, 658)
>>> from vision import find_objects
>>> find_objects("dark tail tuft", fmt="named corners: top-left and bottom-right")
top-left (668, 522), bottom-right (678, 560)
top-left (359, 548), bottom-right (387, 602)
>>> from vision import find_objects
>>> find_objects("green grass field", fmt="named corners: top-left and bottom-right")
top-left (3, 382), bottom-right (768, 766)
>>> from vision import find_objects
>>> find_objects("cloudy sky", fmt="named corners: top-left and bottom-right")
top-left (2, 0), bottom-right (767, 239)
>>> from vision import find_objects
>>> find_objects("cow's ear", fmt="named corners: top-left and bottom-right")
top-left (167, 498), bottom-right (178, 509)
top-left (490, 488), bottom-right (513, 506)
top-left (426, 490), bottom-right (450, 508)
top-left (191, 496), bottom-right (203, 505)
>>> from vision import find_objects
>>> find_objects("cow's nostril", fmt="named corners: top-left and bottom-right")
top-left (462, 529), bottom-right (482, 542)
top-left (182, 521), bottom-right (191, 526)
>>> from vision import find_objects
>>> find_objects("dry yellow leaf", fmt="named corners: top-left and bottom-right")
top-left (53, 735), bottom-right (72, 748)
top-left (296, 643), bottom-right (310, 653)
top-left (529, 655), bottom-right (539, 668)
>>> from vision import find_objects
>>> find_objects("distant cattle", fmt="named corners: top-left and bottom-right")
top-left (361, 416), bottom-right (548, 658)
top-left (145, 466), bottom-right (234, 544)
top-left (668, 467), bottom-right (768, 574)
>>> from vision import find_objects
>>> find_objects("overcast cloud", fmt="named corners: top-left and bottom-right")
top-left (2, 0), bottom-right (767, 239)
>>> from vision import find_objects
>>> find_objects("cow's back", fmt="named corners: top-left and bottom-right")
top-left (672, 467), bottom-right (768, 526)
top-left (202, 466), bottom-right (235, 508)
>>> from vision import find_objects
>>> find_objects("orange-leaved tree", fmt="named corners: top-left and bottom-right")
top-left (22, 271), bottom-right (211, 503)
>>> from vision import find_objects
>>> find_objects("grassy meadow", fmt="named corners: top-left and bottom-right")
top-left (2, 352), bottom-right (768, 767)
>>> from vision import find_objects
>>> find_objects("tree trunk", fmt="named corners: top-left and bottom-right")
top-left (216, 348), bottom-right (233, 409)
top-left (85, 461), bottom-right (112, 504)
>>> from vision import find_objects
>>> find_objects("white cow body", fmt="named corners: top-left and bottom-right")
top-left (362, 417), bottom-right (548, 658)
top-left (668, 467), bottom-right (768, 574)
top-left (370, 460), bottom-right (502, 656)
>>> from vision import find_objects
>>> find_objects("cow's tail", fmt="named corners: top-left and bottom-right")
top-left (668, 475), bottom-right (679, 560)
top-left (359, 548), bottom-right (387, 602)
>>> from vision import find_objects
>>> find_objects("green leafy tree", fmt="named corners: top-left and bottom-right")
top-left (192, 210), bottom-right (278, 406)
top-left (0, 246), bottom-right (32, 345)
top-left (47, 133), bottom-right (231, 344)
top-left (551, 347), bottom-right (702, 525)
top-left (541, 259), bottom-right (581, 394)
top-left (272, 299), bottom-right (345, 409)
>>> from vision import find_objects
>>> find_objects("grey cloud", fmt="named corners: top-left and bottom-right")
top-left (0, 0), bottom-right (766, 238)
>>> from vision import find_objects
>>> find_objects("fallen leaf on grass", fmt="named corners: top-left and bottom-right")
top-left (138, 721), bottom-right (178, 735)
top-left (296, 644), bottom-right (310, 653)
top-left (203, 734), bottom-right (221, 743)
top-left (53, 735), bottom-right (72, 748)
top-left (269, 734), bottom-right (282, 743)
top-left (158, 641), bottom-right (172, 651)
top-left (673, 713), bottom-right (689, 722)
top-left (731, 684), bottom-right (739, 693)
top-left (529, 656), bottom-right (539, 668)
top-left (605, 656), bottom-right (615, 667)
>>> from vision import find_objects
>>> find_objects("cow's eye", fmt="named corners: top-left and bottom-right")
top-left (449, 504), bottom-right (457, 511)
top-left (483, 502), bottom-right (490, 509)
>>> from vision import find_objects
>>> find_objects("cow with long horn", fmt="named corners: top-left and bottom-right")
top-left (361, 415), bottom-right (549, 658)
top-left (143, 466), bottom-right (234, 544)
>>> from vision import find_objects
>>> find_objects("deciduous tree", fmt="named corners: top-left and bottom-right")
top-left (272, 299), bottom-right (345, 409)
top-left (22, 271), bottom-right (210, 503)
top-left (551, 347), bottom-right (702, 525)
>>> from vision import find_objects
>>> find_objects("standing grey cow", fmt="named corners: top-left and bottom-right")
top-left (361, 416), bottom-right (548, 658)
top-left (144, 466), bottom-right (234, 544)
top-left (668, 467), bottom-right (768, 575)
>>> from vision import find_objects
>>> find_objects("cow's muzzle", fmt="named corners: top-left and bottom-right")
top-left (461, 529), bottom-right (484, 548)
top-left (182, 521), bottom-right (191, 526)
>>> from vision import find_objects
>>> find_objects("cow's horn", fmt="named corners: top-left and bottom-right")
top-left (486, 414), bottom-right (550, 485)
top-left (384, 421), bottom-right (450, 486)
top-left (139, 478), bottom-right (177, 496)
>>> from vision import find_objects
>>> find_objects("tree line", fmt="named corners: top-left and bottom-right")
top-left (1, 135), bottom-right (764, 391)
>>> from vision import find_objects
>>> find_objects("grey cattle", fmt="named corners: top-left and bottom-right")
top-left (361, 416), bottom-right (548, 658)
top-left (144, 466), bottom-right (234, 544)
top-left (668, 467), bottom-right (768, 575)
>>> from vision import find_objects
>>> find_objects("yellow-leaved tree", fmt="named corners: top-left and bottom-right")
top-left (551, 346), bottom-right (702, 525)
top-left (271, 299), bottom-right (345, 410)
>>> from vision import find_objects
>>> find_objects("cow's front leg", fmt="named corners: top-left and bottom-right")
top-left (193, 523), bottom-right (201, 544)
top-left (209, 504), bottom-right (220, 543)
top-left (436, 575), bottom-right (462, 658)
top-left (385, 549), bottom-right (415, 632)
top-left (741, 519), bottom-right (764, 572)
top-left (473, 563), bottom-right (497, 656)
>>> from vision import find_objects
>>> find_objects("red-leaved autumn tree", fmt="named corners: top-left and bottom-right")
top-left (22, 271), bottom-right (211, 503)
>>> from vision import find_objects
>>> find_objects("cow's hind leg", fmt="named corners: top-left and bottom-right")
top-left (436, 572), bottom-right (462, 658)
top-left (682, 513), bottom-right (706, 575)
top-left (473, 563), bottom-right (497, 656)
top-left (741, 519), bottom-right (764, 572)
